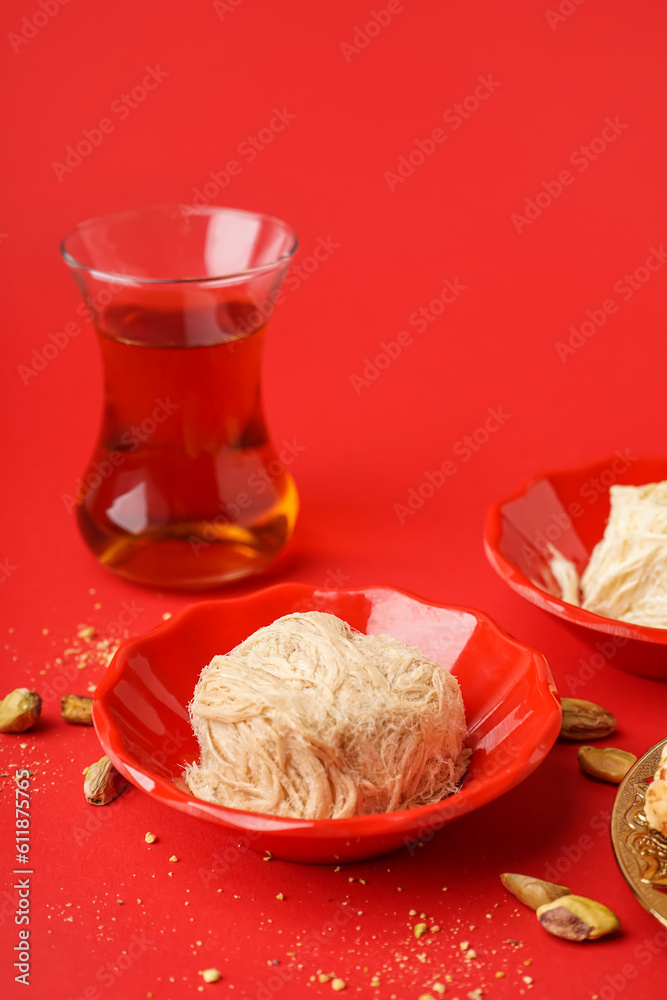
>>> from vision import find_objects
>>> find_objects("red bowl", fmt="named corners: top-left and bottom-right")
top-left (484, 455), bottom-right (667, 680)
top-left (93, 582), bottom-right (560, 863)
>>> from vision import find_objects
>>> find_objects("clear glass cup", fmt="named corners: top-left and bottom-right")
top-left (61, 205), bottom-right (299, 589)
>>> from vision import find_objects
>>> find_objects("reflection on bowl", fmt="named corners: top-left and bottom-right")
top-left (93, 583), bottom-right (560, 863)
top-left (484, 455), bottom-right (667, 680)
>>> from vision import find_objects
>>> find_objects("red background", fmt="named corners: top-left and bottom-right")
top-left (2, 0), bottom-right (667, 997)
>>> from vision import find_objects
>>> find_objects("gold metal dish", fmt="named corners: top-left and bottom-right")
top-left (611, 738), bottom-right (667, 927)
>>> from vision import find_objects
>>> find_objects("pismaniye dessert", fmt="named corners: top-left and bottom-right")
top-left (547, 482), bottom-right (667, 628)
top-left (645, 744), bottom-right (667, 837)
top-left (186, 611), bottom-right (469, 820)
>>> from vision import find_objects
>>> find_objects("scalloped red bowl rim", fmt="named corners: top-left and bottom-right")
top-left (484, 456), bottom-right (667, 646)
top-left (93, 582), bottom-right (561, 840)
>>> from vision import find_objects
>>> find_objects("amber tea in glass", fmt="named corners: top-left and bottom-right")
top-left (61, 206), bottom-right (298, 588)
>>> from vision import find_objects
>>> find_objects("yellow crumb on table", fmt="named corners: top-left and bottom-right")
top-left (199, 968), bottom-right (221, 983)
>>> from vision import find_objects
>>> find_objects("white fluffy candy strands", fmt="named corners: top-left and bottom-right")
top-left (186, 611), bottom-right (469, 820)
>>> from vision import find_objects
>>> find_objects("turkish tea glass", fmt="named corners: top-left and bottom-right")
top-left (61, 205), bottom-right (298, 589)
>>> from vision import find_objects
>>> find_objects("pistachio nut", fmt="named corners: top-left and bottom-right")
top-left (0, 688), bottom-right (42, 734)
top-left (577, 745), bottom-right (636, 784)
top-left (84, 755), bottom-right (129, 806)
top-left (559, 698), bottom-right (616, 741)
top-left (500, 872), bottom-right (571, 910)
top-left (61, 694), bottom-right (94, 726)
top-left (537, 894), bottom-right (620, 941)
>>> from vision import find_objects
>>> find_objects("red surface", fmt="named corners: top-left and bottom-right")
top-left (484, 455), bottom-right (667, 677)
top-left (94, 583), bottom-right (559, 863)
top-left (2, 0), bottom-right (667, 997)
